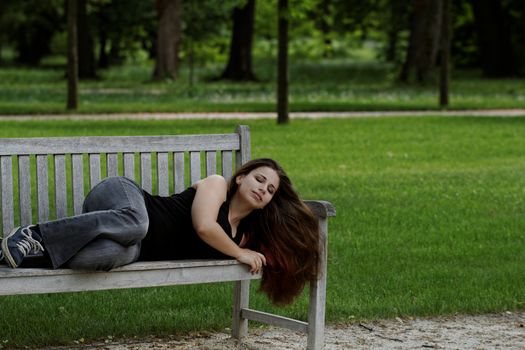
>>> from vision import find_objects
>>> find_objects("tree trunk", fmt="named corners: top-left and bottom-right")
top-left (318, 0), bottom-right (333, 58)
top-left (470, 0), bottom-right (517, 77)
top-left (77, 0), bottom-right (97, 79)
top-left (96, 8), bottom-right (109, 69)
top-left (219, 0), bottom-right (257, 81)
top-left (277, 0), bottom-right (289, 124)
top-left (385, 27), bottom-right (398, 63)
top-left (108, 37), bottom-right (124, 65)
top-left (98, 29), bottom-right (109, 69)
top-left (385, 1), bottom-right (408, 62)
top-left (67, 0), bottom-right (78, 110)
top-left (0, 2), bottom-right (4, 64)
top-left (399, 0), bottom-right (443, 84)
top-left (153, 0), bottom-right (183, 80)
top-left (439, 0), bottom-right (451, 107)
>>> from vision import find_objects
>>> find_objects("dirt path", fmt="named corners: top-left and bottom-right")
top-left (1, 109), bottom-right (525, 121)
top-left (39, 311), bottom-right (524, 350)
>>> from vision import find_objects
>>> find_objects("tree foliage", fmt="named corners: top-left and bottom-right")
top-left (90, 0), bottom-right (157, 66)
top-left (181, 0), bottom-right (241, 65)
top-left (0, 0), bottom-right (524, 78)
top-left (1, 0), bottom-right (63, 65)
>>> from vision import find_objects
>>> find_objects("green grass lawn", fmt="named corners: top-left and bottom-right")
top-left (0, 117), bottom-right (524, 347)
top-left (1, 60), bottom-right (525, 114)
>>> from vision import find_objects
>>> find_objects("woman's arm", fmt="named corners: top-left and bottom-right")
top-left (191, 175), bottom-right (266, 273)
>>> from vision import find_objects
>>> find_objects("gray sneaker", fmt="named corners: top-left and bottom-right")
top-left (1, 226), bottom-right (44, 268)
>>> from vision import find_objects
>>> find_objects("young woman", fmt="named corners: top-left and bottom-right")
top-left (0, 158), bottom-right (320, 304)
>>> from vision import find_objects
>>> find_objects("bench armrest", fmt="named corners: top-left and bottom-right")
top-left (304, 200), bottom-right (336, 218)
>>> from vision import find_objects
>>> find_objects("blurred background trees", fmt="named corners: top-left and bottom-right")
top-left (0, 0), bottom-right (524, 81)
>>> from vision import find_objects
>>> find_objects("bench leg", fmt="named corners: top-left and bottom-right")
top-left (232, 279), bottom-right (250, 339)
top-left (307, 272), bottom-right (327, 349)
top-left (307, 217), bottom-right (328, 350)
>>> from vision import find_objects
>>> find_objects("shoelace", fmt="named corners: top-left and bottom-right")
top-left (16, 228), bottom-right (44, 257)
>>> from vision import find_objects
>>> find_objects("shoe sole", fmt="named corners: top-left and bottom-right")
top-left (1, 226), bottom-right (21, 268)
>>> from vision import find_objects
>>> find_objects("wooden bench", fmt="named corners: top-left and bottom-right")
top-left (0, 125), bottom-right (335, 349)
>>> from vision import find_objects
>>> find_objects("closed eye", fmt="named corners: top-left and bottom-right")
top-left (255, 173), bottom-right (276, 194)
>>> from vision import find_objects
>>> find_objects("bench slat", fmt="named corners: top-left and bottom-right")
top-left (1, 156), bottom-right (14, 235)
top-left (174, 152), bottom-right (185, 193)
top-left (54, 155), bottom-right (68, 218)
top-left (140, 153), bottom-right (152, 193)
top-left (222, 151), bottom-right (233, 180)
top-left (123, 153), bottom-right (135, 180)
top-left (0, 134), bottom-right (240, 155)
top-left (0, 259), bottom-right (245, 277)
top-left (157, 152), bottom-right (169, 196)
top-left (0, 261), bottom-right (260, 296)
top-left (236, 125), bottom-right (250, 166)
top-left (206, 151), bottom-right (217, 176)
top-left (107, 153), bottom-right (119, 177)
top-left (89, 154), bottom-right (101, 189)
top-left (18, 155), bottom-right (32, 226)
top-left (190, 151), bottom-right (201, 185)
top-left (72, 154), bottom-right (84, 215)
top-left (36, 155), bottom-right (49, 222)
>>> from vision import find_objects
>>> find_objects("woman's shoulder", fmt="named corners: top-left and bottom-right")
top-left (192, 174), bottom-right (228, 190)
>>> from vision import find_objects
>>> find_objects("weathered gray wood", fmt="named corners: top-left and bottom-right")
top-left (190, 151), bottom-right (201, 184)
top-left (107, 153), bottom-right (119, 177)
top-left (18, 155), bottom-right (32, 226)
top-left (221, 151), bottom-right (233, 180)
top-left (140, 153), bottom-right (152, 193)
top-left (206, 151), bottom-right (217, 176)
top-left (307, 216), bottom-right (329, 350)
top-left (236, 125), bottom-right (251, 167)
top-left (54, 155), bottom-right (68, 219)
top-left (89, 154), bottom-right (101, 189)
top-left (123, 153), bottom-right (134, 180)
top-left (71, 154), bottom-right (84, 215)
top-left (0, 260), bottom-right (247, 277)
top-left (1, 156), bottom-right (14, 235)
top-left (157, 152), bottom-right (169, 196)
top-left (241, 309), bottom-right (308, 333)
top-left (173, 152), bottom-right (185, 193)
top-left (36, 155), bottom-right (49, 222)
top-left (0, 261), bottom-right (259, 296)
top-left (304, 200), bottom-right (336, 218)
top-left (232, 280), bottom-right (250, 339)
top-left (0, 134), bottom-right (240, 156)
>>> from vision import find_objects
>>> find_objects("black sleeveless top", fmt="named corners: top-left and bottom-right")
top-left (139, 187), bottom-right (243, 261)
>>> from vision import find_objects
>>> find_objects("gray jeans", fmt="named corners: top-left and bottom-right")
top-left (39, 176), bottom-right (149, 270)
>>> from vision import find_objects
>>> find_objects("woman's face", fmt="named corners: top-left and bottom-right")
top-left (236, 166), bottom-right (280, 209)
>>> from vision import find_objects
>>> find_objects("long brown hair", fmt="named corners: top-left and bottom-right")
top-left (228, 158), bottom-right (321, 305)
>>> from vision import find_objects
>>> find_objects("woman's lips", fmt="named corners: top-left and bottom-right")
top-left (252, 191), bottom-right (262, 201)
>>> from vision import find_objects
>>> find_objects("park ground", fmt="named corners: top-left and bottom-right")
top-left (33, 311), bottom-right (525, 350)
top-left (2, 109), bottom-right (525, 121)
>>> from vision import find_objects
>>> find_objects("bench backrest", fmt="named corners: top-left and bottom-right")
top-left (0, 125), bottom-right (250, 236)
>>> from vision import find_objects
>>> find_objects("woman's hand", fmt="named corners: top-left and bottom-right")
top-left (236, 248), bottom-right (267, 274)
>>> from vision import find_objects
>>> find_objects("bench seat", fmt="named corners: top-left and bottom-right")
top-left (0, 260), bottom-right (260, 296)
